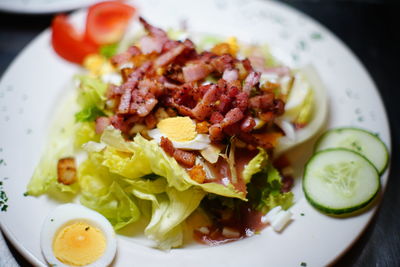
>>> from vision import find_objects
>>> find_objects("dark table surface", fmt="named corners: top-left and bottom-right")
top-left (1, 0), bottom-right (399, 266)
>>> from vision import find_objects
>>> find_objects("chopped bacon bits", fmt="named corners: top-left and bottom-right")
top-left (102, 18), bottom-right (289, 151)
top-left (57, 157), bottom-right (77, 185)
top-left (173, 149), bottom-right (196, 168)
top-left (188, 165), bottom-right (207, 183)
top-left (160, 136), bottom-right (175, 156)
top-left (160, 137), bottom-right (196, 167)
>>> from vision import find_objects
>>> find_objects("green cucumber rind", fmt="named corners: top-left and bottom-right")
top-left (303, 148), bottom-right (381, 215)
top-left (314, 127), bottom-right (389, 175)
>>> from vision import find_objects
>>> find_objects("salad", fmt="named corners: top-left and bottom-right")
top-left (26, 2), bottom-right (326, 250)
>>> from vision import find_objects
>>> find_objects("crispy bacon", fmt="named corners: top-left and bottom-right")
top-left (160, 136), bottom-right (175, 156)
top-left (154, 43), bottom-right (186, 68)
top-left (173, 149), bottom-right (196, 168)
top-left (182, 62), bottom-right (212, 83)
top-left (240, 116), bottom-right (256, 132)
top-left (104, 19), bottom-right (291, 151)
top-left (220, 108), bottom-right (244, 128)
top-left (249, 93), bottom-right (274, 110)
top-left (160, 137), bottom-right (196, 167)
top-left (191, 84), bottom-right (219, 120)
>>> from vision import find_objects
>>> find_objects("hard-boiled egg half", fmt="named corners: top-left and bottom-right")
top-left (148, 116), bottom-right (210, 150)
top-left (41, 204), bottom-right (117, 267)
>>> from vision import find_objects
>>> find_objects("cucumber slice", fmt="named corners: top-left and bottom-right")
top-left (315, 127), bottom-right (389, 174)
top-left (303, 149), bottom-right (380, 215)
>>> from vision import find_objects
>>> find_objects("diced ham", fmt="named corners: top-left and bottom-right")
top-left (220, 108), bottom-right (244, 128)
top-left (182, 62), bottom-right (212, 82)
top-left (191, 85), bottom-right (219, 120)
top-left (217, 94), bottom-right (231, 113)
top-left (210, 112), bottom-right (224, 124)
top-left (243, 71), bottom-right (261, 94)
top-left (249, 93), bottom-right (274, 110)
top-left (95, 117), bottom-right (111, 134)
top-left (235, 92), bottom-right (249, 112)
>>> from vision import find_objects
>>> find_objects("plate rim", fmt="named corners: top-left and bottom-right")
top-left (0, 0), bottom-right (392, 266)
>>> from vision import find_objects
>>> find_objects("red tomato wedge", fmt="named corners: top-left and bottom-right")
top-left (84, 1), bottom-right (136, 45)
top-left (51, 15), bottom-right (99, 64)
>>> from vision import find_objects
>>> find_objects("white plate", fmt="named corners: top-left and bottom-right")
top-left (0, 0), bottom-right (100, 14)
top-left (0, 0), bottom-right (391, 266)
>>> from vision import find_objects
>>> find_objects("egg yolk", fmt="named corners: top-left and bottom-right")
top-left (53, 222), bottom-right (106, 266)
top-left (157, 117), bottom-right (197, 142)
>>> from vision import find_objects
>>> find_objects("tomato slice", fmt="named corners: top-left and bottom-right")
top-left (51, 15), bottom-right (99, 64)
top-left (84, 1), bottom-right (136, 45)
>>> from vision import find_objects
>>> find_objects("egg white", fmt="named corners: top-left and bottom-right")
top-left (148, 128), bottom-right (210, 150)
top-left (40, 203), bottom-right (117, 267)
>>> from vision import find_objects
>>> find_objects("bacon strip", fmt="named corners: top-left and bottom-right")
top-left (154, 43), bottom-right (186, 68)
top-left (182, 62), bottom-right (212, 83)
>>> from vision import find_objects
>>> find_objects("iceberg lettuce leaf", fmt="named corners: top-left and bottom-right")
top-left (27, 90), bottom-right (79, 196)
top-left (247, 163), bottom-right (293, 213)
top-left (79, 153), bottom-right (140, 230)
top-left (132, 134), bottom-right (193, 191)
top-left (99, 127), bottom-right (247, 199)
top-left (144, 187), bottom-right (205, 249)
top-left (242, 148), bottom-right (268, 184)
top-left (75, 75), bottom-right (108, 122)
top-left (99, 127), bottom-right (152, 178)
top-left (74, 122), bottom-right (100, 148)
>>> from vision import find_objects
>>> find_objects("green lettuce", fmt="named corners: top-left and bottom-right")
top-left (247, 163), bottom-right (293, 213)
top-left (74, 122), bottom-right (100, 148)
top-left (79, 152), bottom-right (141, 230)
top-left (144, 187), bottom-right (205, 249)
top-left (99, 127), bottom-right (245, 199)
top-left (99, 126), bottom-right (152, 179)
top-left (75, 75), bottom-right (108, 122)
top-left (133, 133), bottom-right (246, 199)
top-left (242, 148), bottom-right (268, 184)
top-left (27, 90), bottom-right (79, 196)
